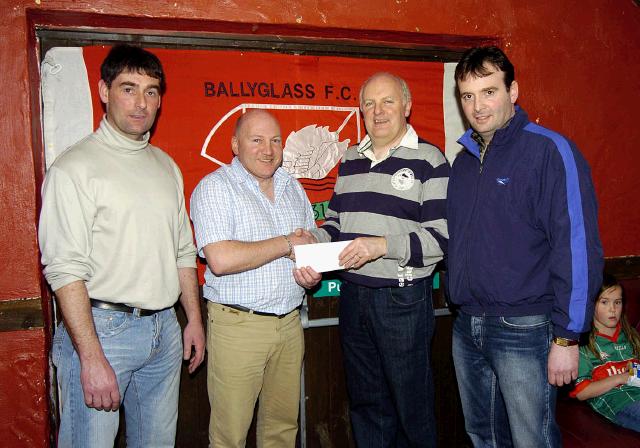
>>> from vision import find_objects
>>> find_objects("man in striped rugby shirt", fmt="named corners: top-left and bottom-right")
top-left (309, 72), bottom-right (449, 447)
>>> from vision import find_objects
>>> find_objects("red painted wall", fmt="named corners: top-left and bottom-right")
top-left (0, 331), bottom-right (49, 445)
top-left (0, 1), bottom-right (638, 445)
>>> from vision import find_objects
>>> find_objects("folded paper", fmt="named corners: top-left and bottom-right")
top-left (294, 240), bottom-right (352, 273)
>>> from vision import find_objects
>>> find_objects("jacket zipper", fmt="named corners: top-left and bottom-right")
top-left (463, 152), bottom-right (485, 301)
top-left (479, 142), bottom-right (490, 174)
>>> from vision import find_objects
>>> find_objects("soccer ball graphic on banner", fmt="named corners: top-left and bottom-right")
top-left (200, 103), bottom-right (360, 180)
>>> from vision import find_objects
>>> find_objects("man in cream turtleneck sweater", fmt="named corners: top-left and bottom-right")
top-left (39, 45), bottom-right (205, 447)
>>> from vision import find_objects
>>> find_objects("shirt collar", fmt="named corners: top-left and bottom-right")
top-left (230, 156), bottom-right (254, 183)
top-left (458, 107), bottom-right (521, 159)
top-left (470, 114), bottom-right (515, 149)
top-left (230, 157), bottom-right (290, 198)
top-left (596, 322), bottom-right (622, 342)
top-left (357, 124), bottom-right (419, 161)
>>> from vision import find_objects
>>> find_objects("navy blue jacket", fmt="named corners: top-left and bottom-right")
top-left (447, 107), bottom-right (603, 339)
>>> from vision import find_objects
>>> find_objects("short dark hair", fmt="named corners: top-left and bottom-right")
top-left (100, 45), bottom-right (165, 93)
top-left (454, 46), bottom-right (515, 90)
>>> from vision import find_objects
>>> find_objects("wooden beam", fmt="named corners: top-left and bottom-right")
top-left (0, 297), bottom-right (44, 332)
top-left (605, 256), bottom-right (640, 280)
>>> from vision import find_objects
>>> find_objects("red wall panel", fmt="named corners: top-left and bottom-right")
top-left (0, 330), bottom-right (49, 446)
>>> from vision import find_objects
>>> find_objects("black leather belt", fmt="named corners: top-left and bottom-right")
top-left (90, 299), bottom-right (164, 317)
top-left (223, 303), bottom-right (294, 319)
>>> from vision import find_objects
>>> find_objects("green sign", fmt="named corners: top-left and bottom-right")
top-left (313, 279), bottom-right (342, 297)
top-left (312, 272), bottom-right (440, 298)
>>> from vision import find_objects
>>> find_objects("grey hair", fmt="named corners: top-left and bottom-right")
top-left (359, 72), bottom-right (412, 111)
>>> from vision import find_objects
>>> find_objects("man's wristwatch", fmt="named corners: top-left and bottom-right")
top-left (552, 336), bottom-right (579, 347)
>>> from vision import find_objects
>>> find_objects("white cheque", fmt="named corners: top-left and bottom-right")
top-left (294, 240), bottom-right (353, 273)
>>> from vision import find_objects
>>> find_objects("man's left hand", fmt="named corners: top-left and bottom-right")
top-left (293, 266), bottom-right (322, 289)
top-left (183, 320), bottom-right (206, 374)
top-left (547, 342), bottom-right (578, 386)
top-left (339, 237), bottom-right (387, 269)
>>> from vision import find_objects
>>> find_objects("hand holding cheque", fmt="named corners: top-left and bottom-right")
top-left (293, 230), bottom-right (387, 273)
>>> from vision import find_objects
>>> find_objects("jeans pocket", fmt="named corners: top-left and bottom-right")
top-left (500, 314), bottom-right (550, 329)
top-left (51, 323), bottom-right (65, 367)
top-left (389, 283), bottom-right (427, 307)
top-left (213, 306), bottom-right (246, 326)
top-left (92, 309), bottom-right (130, 338)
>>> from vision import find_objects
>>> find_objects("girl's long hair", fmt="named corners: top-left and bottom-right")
top-left (587, 272), bottom-right (640, 360)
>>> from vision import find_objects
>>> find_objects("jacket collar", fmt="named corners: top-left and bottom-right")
top-left (457, 106), bottom-right (529, 159)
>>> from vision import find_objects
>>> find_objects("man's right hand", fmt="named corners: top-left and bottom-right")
top-left (80, 355), bottom-right (121, 411)
top-left (286, 228), bottom-right (317, 259)
top-left (54, 281), bottom-right (121, 411)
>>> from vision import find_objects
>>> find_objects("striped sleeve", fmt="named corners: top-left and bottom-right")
top-left (385, 147), bottom-right (450, 268)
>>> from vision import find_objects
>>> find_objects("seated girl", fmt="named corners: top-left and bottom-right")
top-left (571, 272), bottom-right (640, 431)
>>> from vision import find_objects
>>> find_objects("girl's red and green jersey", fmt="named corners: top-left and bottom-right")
top-left (571, 323), bottom-right (640, 421)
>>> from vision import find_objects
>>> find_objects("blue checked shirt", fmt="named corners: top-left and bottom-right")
top-left (190, 157), bottom-right (316, 314)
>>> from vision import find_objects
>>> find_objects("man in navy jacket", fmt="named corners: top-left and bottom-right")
top-left (447, 46), bottom-right (603, 447)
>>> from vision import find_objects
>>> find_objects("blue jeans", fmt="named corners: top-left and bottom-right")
top-left (452, 311), bottom-right (561, 448)
top-left (614, 401), bottom-right (640, 432)
top-left (52, 307), bottom-right (183, 448)
top-left (339, 279), bottom-right (436, 447)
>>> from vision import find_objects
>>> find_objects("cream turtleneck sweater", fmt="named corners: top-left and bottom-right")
top-left (39, 117), bottom-right (196, 309)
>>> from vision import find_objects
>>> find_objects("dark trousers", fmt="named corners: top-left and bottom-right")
top-left (339, 279), bottom-right (436, 447)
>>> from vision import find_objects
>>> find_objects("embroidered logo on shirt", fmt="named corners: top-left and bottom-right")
top-left (391, 168), bottom-right (415, 191)
top-left (496, 177), bottom-right (510, 185)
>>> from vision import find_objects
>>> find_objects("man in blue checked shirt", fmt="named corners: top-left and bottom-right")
top-left (190, 109), bottom-right (321, 448)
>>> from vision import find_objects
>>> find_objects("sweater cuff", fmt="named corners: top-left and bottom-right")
top-left (310, 228), bottom-right (332, 243)
top-left (553, 324), bottom-right (581, 341)
top-left (47, 273), bottom-right (87, 293)
top-left (383, 234), bottom-right (406, 263)
top-left (176, 257), bottom-right (197, 269)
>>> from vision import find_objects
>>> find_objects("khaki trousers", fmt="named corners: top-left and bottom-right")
top-left (207, 301), bottom-right (304, 448)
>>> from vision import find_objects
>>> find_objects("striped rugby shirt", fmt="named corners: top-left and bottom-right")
top-left (312, 125), bottom-right (449, 288)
